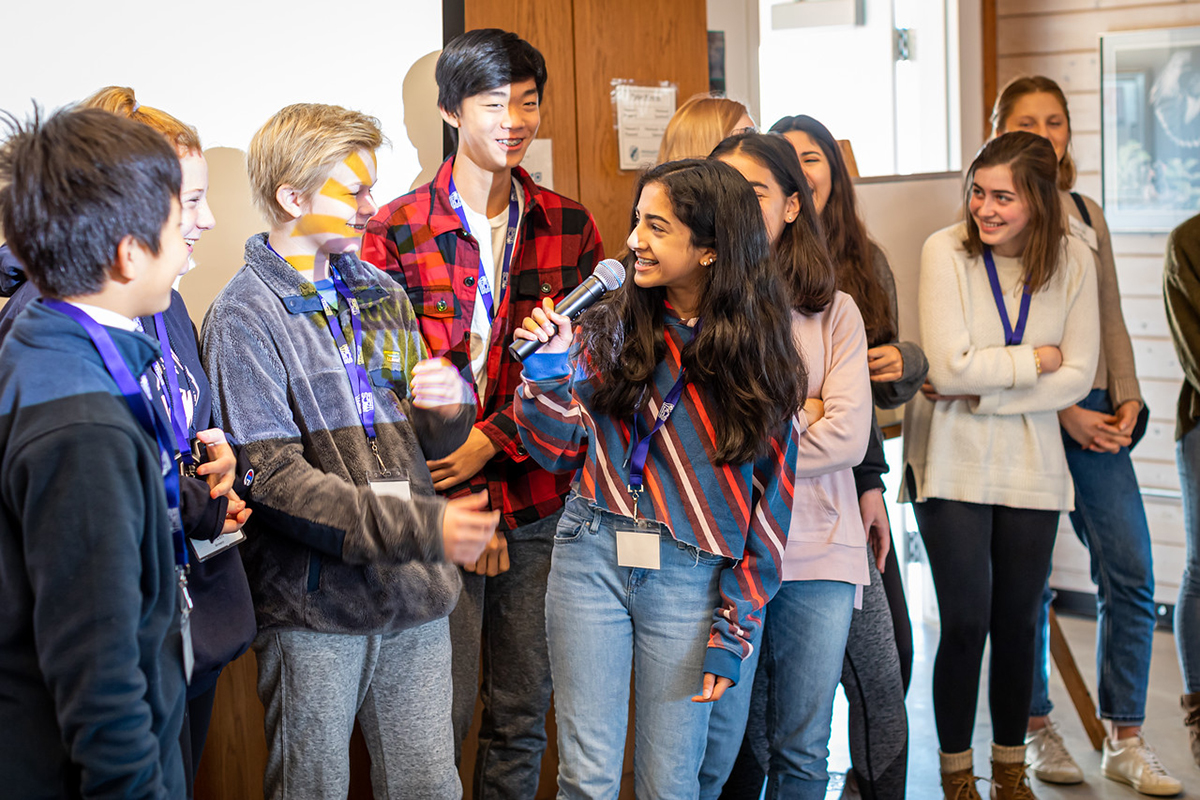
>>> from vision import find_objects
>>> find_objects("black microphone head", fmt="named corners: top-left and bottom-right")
top-left (594, 258), bottom-right (625, 291)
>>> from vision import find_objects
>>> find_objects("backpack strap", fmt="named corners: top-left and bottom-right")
top-left (1070, 191), bottom-right (1092, 227)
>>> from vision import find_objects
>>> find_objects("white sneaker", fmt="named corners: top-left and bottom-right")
top-left (1102, 735), bottom-right (1183, 796)
top-left (1025, 721), bottom-right (1083, 784)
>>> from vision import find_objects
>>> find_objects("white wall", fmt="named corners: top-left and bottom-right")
top-left (0, 0), bottom-right (444, 322)
top-left (0, 1), bottom-right (442, 208)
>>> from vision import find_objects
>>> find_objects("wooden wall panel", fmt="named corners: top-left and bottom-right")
top-left (465, 2), bottom-right (581, 200)
top-left (572, 0), bottom-right (710, 250)
top-left (999, 5), bottom-right (1200, 55)
top-left (996, 0), bottom-right (1200, 598)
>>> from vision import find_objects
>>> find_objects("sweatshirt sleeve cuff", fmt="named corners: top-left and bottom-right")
top-left (703, 645), bottom-right (742, 685)
top-left (971, 392), bottom-right (1001, 415)
top-left (1011, 344), bottom-right (1039, 390)
top-left (1108, 377), bottom-right (1143, 410)
top-left (522, 351), bottom-right (571, 382)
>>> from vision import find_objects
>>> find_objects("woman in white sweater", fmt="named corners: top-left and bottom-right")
top-left (901, 131), bottom-right (1098, 800)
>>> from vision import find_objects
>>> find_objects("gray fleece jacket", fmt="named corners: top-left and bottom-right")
top-left (201, 233), bottom-right (473, 635)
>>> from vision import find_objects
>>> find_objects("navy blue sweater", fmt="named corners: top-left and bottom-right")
top-left (0, 300), bottom-right (186, 799)
top-left (0, 256), bottom-right (255, 696)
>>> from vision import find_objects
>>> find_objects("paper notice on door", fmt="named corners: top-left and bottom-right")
top-left (614, 84), bottom-right (677, 170)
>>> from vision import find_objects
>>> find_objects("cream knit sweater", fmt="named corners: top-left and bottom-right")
top-left (901, 223), bottom-right (1099, 511)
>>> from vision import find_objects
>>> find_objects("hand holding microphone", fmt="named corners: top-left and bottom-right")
top-left (515, 298), bottom-right (576, 354)
top-left (509, 258), bottom-right (625, 361)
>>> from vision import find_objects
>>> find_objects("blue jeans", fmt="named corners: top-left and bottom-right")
top-left (699, 580), bottom-right (855, 800)
top-left (1031, 388), bottom-right (1156, 723)
top-left (546, 495), bottom-right (732, 800)
top-left (1177, 425), bottom-right (1200, 693)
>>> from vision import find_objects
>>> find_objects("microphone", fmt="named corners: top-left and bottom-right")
top-left (509, 258), bottom-right (626, 361)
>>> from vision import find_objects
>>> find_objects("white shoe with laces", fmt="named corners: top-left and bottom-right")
top-left (1025, 721), bottom-right (1083, 784)
top-left (1101, 734), bottom-right (1183, 796)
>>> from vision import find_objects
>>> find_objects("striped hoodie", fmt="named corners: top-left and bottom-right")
top-left (515, 313), bottom-right (799, 683)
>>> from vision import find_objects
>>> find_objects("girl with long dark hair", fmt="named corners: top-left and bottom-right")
top-left (700, 132), bottom-right (872, 799)
top-left (768, 114), bottom-right (923, 799)
top-left (903, 131), bottom-right (1099, 799)
top-left (513, 158), bottom-right (802, 799)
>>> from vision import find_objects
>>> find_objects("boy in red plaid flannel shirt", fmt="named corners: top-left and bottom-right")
top-left (361, 28), bottom-right (603, 799)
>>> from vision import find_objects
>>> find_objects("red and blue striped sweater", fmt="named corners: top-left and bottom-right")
top-left (515, 314), bottom-right (799, 683)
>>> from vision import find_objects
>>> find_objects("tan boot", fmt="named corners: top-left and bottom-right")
top-left (941, 768), bottom-right (983, 800)
top-left (1182, 692), bottom-right (1200, 768)
top-left (941, 749), bottom-right (983, 800)
top-left (991, 758), bottom-right (1037, 800)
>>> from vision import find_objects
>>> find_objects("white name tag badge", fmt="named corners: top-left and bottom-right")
top-left (370, 474), bottom-right (411, 502)
top-left (190, 530), bottom-right (246, 562)
top-left (616, 526), bottom-right (661, 570)
top-left (1068, 215), bottom-right (1099, 252)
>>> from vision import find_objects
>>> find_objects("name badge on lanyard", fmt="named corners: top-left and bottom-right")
top-left (43, 299), bottom-right (194, 683)
top-left (448, 176), bottom-right (520, 323)
top-left (617, 367), bottom-right (689, 571)
top-left (983, 247), bottom-right (1031, 346)
top-left (1068, 214), bottom-right (1099, 252)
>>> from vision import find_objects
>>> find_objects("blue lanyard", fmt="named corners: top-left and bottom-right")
top-left (625, 370), bottom-right (688, 514)
top-left (43, 300), bottom-right (187, 568)
top-left (983, 247), bottom-right (1032, 346)
top-left (448, 175), bottom-right (520, 323)
top-left (150, 313), bottom-right (194, 465)
top-left (317, 271), bottom-right (377, 441)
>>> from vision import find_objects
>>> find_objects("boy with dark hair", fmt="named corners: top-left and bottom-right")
top-left (0, 106), bottom-right (189, 798)
top-left (362, 27), bottom-right (603, 799)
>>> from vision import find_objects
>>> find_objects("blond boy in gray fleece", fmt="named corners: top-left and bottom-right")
top-left (202, 104), bottom-right (498, 800)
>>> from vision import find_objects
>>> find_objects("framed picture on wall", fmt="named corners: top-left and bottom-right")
top-left (1102, 26), bottom-right (1200, 231)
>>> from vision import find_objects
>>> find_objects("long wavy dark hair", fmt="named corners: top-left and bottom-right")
top-left (576, 159), bottom-right (804, 464)
top-left (770, 114), bottom-right (896, 346)
top-left (710, 132), bottom-right (836, 315)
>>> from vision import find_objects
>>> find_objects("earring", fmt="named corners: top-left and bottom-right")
top-left (702, 258), bottom-right (714, 267)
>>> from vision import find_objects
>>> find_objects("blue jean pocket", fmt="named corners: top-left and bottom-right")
top-left (677, 540), bottom-right (729, 567)
top-left (555, 495), bottom-right (591, 543)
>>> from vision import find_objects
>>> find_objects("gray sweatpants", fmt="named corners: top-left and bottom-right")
top-left (254, 619), bottom-right (460, 800)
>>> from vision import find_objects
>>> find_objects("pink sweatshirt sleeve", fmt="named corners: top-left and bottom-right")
top-left (792, 296), bottom-right (873, 478)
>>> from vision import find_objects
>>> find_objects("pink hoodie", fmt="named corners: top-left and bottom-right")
top-left (782, 291), bottom-right (872, 587)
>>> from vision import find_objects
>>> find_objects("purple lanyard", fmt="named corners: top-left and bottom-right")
top-left (42, 300), bottom-right (186, 568)
top-left (983, 247), bottom-right (1032, 346)
top-left (316, 270), bottom-right (377, 442)
top-left (150, 313), bottom-right (194, 465)
top-left (448, 176), bottom-right (520, 323)
top-left (625, 370), bottom-right (688, 511)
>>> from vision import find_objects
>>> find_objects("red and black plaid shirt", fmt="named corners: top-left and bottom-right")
top-left (362, 157), bottom-right (604, 530)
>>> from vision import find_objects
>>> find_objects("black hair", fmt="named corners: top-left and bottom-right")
top-left (710, 132), bottom-right (836, 315)
top-left (577, 158), bottom-right (804, 465)
top-left (436, 28), bottom-right (548, 116)
top-left (0, 106), bottom-right (180, 299)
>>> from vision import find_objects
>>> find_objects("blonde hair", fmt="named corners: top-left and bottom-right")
top-left (657, 94), bottom-right (751, 164)
top-left (81, 86), bottom-right (202, 156)
top-left (990, 75), bottom-right (1076, 192)
top-left (248, 104), bottom-right (385, 227)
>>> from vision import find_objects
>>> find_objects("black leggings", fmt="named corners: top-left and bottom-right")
top-left (913, 498), bottom-right (1057, 752)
